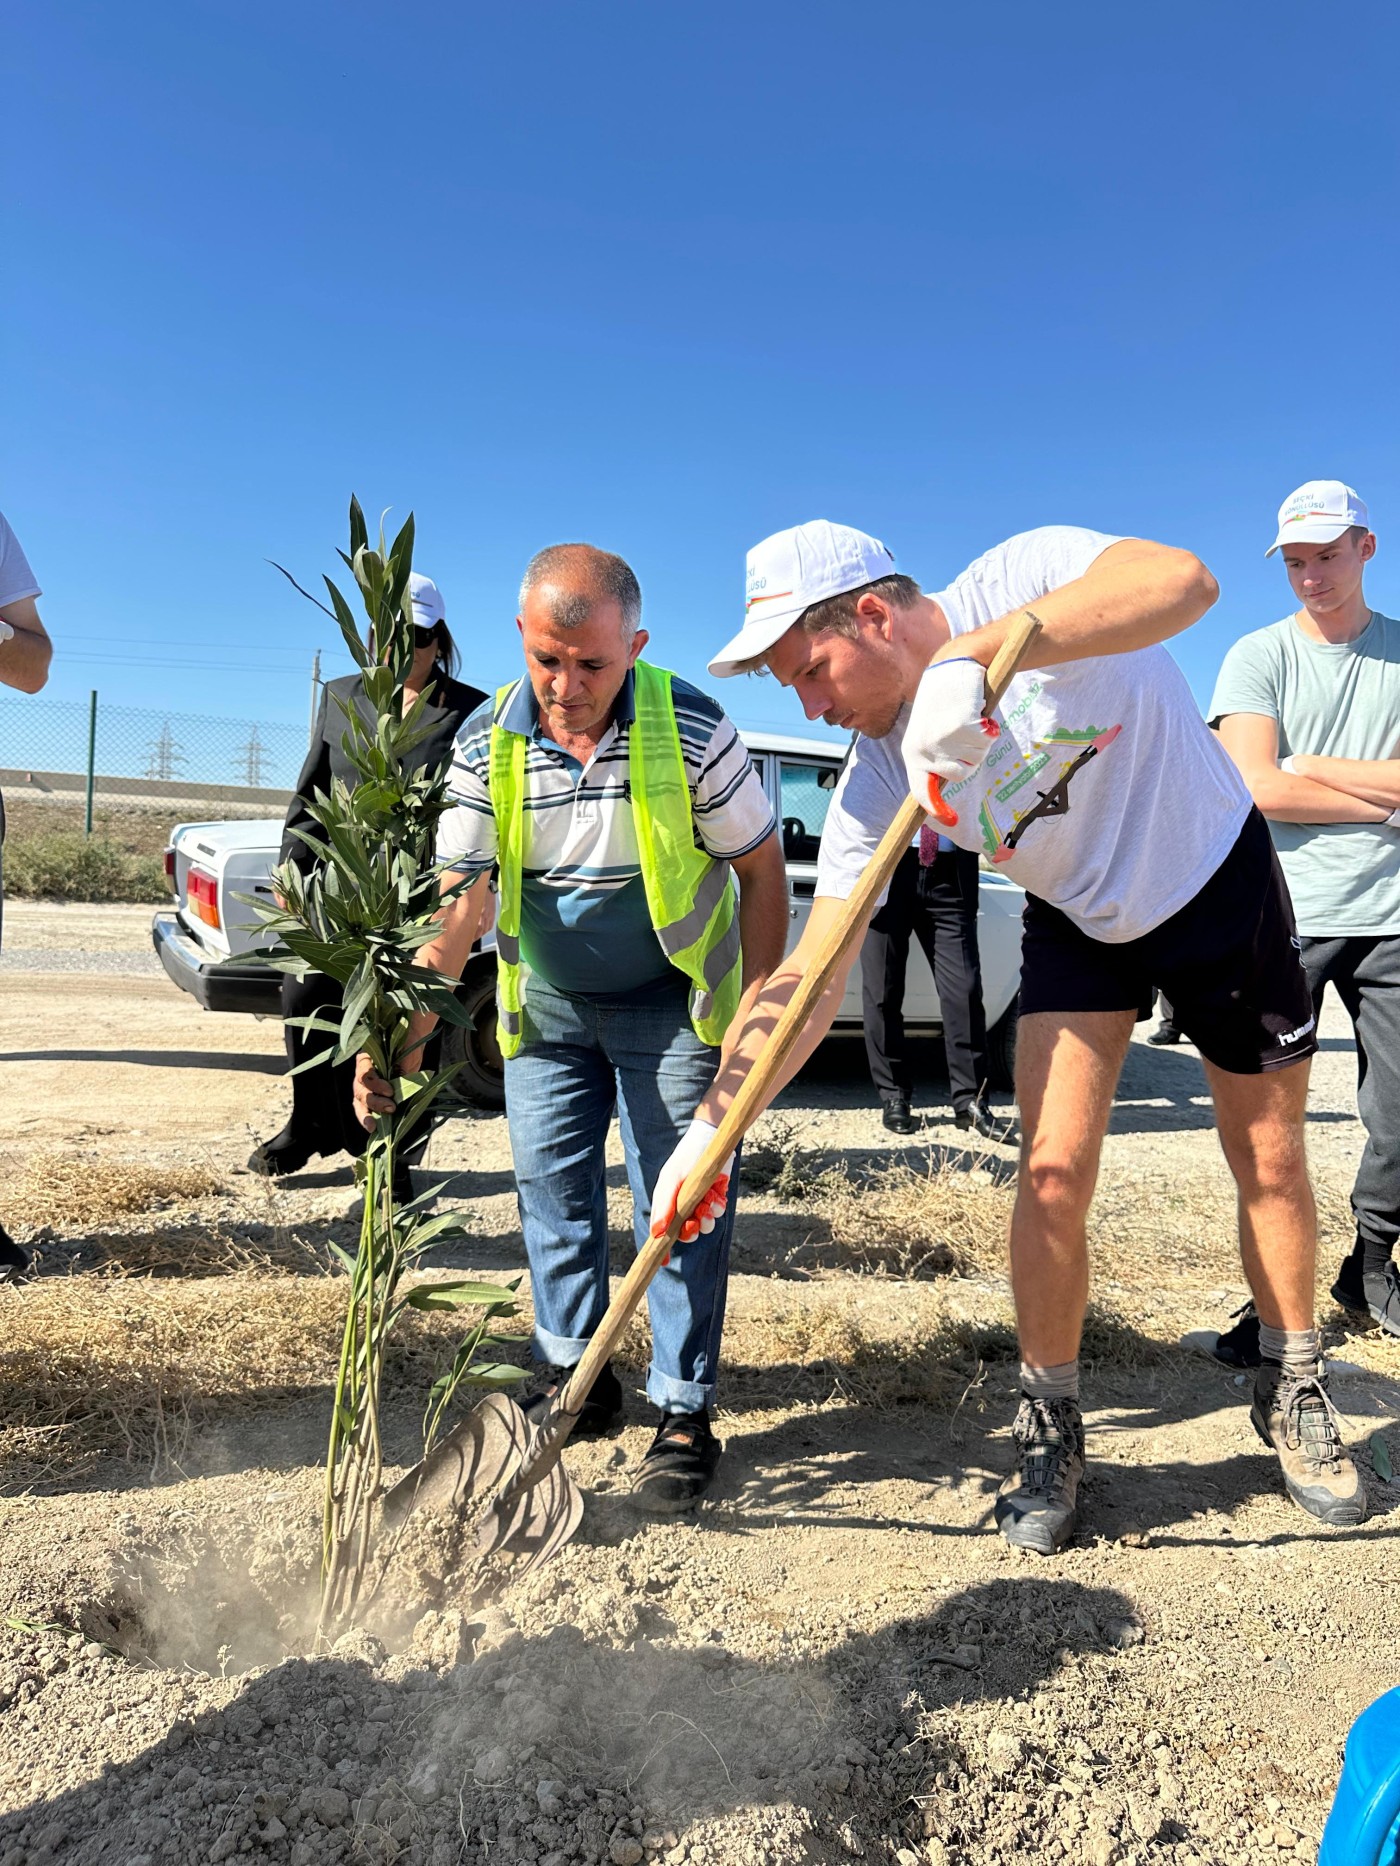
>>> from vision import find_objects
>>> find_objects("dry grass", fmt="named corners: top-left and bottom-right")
top-left (8, 1151), bottom-right (223, 1232)
top-left (0, 1272), bottom-right (529, 1486)
top-left (818, 1156), bottom-right (1013, 1279)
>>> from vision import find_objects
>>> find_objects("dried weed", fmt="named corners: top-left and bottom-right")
top-left (8, 1149), bottom-right (222, 1231)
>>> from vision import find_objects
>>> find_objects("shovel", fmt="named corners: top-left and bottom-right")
top-left (380, 612), bottom-right (1042, 1576)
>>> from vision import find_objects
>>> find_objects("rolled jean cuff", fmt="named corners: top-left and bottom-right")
top-left (531, 1325), bottom-right (594, 1369)
top-left (646, 1364), bottom-right (715, 1414)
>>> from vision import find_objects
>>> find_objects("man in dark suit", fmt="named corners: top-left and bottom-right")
top-left (247, 573), bottom-right (486, 1185)
top-left (861, 825), bottom-right (1012, 1140)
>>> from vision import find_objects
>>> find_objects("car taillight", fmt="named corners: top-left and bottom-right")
top-left (163, 847), bottom-right (177, 895)
top-left (187, 865), bottom-right (221, 931)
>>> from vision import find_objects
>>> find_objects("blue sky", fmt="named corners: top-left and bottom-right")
top-left (7, 1), bottom-right (1400, 745)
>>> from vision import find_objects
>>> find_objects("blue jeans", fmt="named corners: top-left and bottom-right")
top-left (504, 970), bottom-right (736, 1414)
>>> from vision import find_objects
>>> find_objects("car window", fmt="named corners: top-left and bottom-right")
top-left (779, 761), bottom-right (837, 862)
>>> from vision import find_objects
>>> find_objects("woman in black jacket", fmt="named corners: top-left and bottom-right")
top-left (248, 574), bottom-right (486, 1186)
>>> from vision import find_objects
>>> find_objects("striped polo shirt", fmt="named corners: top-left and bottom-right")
top-left (436, 666), bottom-right (776, 997)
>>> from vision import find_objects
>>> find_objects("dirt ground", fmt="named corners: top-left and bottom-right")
top-left (2, 901), bottom-right (1398, 1866)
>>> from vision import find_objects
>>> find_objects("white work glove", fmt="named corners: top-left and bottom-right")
top-left (902, 657), bottom-right (999, 813)
top-left (0, 619), bottom-right (13, 646)
top-left (649, 1117), bottom-right (735, 1250)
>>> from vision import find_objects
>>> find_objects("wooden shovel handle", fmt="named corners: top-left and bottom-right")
top-left (556, 611), bottom-right (1041, 1417)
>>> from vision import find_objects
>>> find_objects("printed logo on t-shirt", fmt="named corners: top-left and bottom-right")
top-left (942, 679), bottom-right (1123, 863)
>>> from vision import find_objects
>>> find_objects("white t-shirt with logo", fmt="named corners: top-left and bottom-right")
top-left (815, 526), bottom-right (1251, 943)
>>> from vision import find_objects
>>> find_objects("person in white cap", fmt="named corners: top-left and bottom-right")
top-left (248, 573), bottom-right (487, 1191)
top-left (1207, 482), bottom-right (1400, 1364)
top-left (648, 516), bottom-right (1367, 1553)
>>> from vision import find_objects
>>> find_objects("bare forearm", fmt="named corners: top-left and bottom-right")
top-left (402, 876), bottom-right (489, 1063)
top-left (696, 947), bottom-right (852, 1125)
top-left (949, 540), bottom-right (1217, 674)
top-left (1248, 768), bottom-right (1390, 824)
top-left (0, 602), bottom-right (51, 694)
top-left (1289, 753), bottom-right (1400, 811)
top-left (734, 860), bottom-right (789, 991)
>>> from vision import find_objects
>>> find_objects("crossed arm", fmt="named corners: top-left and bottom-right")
top-left (1216, 714), bottom-right (1395, 825)
top-left (0, 596), bottom-right (51, 694)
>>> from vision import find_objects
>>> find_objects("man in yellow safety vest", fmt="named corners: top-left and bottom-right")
top-left (355, 543), bottom-right (787, 1509)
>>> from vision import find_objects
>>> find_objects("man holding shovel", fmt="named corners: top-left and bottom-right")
top-left (649, 518), bottom-right (1365, 1552)
top-left (355, 543), bottom-right (787, 1509)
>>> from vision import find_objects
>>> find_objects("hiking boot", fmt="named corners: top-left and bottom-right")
top-left (881, 1097), bottom-right (918, 1136)
top-left (0, 1222), bottom-right (32, 1285)
top-left (517, 1359), bottom-right (624, 1439)
top-left (994, 1394), bottom-right (1085, 1554)
top-left (1362, 1263), bottom-right (1400, 1340)
top-left (630, 1409), bottom-right (723, 1512)
top-left (1251, 1362), bottom-right (1367, 1526)
top-left (1209, 1300), bottom-right (1261, 1369)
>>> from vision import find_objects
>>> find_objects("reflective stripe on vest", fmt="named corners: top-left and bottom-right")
top-left (487, 662), bottom-right (742, 1058)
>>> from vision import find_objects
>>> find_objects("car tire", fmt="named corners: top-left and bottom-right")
top-left (438, 963), bottom-right (505, 1109)
top-left (987, 1001), bottom-right (1019, 1093)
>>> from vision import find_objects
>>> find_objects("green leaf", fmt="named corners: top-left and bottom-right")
top-left (1371, 1431), bottom-right (1394, 1483)
top-left (349, 494), bottom-right (368, 558)
top-left (404, 1277), bottom-right (519, 1311)
top-left (326, 1240), bottom-right (357, 1275)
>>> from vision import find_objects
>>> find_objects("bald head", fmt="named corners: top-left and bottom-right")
top-left (517, 543), bottom-right (642, 641)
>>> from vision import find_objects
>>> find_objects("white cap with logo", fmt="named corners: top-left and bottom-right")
top-left (1266, 480), bottom-right (1370, 557)
top-left (707, 519), bottom-right (897, 678)
top-left (409, 572), bottom-right (447, 630)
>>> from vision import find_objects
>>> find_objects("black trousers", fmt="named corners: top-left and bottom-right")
top-left (860, 846), bottom-right (989, 1114)
top-left (280, 969), bottom-right (443, 1165)
top-left (1301, 935), bottom-right (1400, 1270)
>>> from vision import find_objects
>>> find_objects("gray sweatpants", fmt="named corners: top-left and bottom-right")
top-left (1301, 934), bottom-right (1400, 1266)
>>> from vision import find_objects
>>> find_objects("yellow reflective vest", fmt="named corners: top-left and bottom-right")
top-left (487, 661), bottom-right (742, 1058)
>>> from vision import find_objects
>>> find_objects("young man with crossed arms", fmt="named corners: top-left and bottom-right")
top-left (649, 518), bottom-right (1365, 1552)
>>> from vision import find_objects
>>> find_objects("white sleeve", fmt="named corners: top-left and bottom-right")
top-left (0, 513), bottom-right (41, 609)
top-left (814, 732), bottom-right (906, 902)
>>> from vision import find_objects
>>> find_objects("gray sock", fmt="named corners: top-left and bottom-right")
top-left (1258, 1324), bottom-right (1320, 1375)
top-left (1020, 1359), bottom-right (1080, 1402)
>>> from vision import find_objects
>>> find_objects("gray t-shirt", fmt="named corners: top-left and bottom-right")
top-left (817, 526), bottom-right (1252, 943)
top-left (1209, 612), bottom-right (1400, 937)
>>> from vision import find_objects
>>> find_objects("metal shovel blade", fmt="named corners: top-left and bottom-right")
top-left (379, 1391), bottom-right (584, 1582)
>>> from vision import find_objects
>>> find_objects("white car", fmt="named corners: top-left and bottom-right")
top-left (152, 727), bottom-right (1023, 1106)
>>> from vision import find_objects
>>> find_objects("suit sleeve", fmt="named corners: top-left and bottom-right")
top-left (279, 686), bottom-right (333, 873)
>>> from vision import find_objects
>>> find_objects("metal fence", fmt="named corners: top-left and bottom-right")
top-left (0, 691), bottom-right (308, 824)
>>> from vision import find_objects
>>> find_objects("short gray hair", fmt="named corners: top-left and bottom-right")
top-left (518, 543), bottom-right (642, 637)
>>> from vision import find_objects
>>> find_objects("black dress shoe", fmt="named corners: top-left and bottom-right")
top-left (881, 1097), bottom-right (918, 1135)
top-left (1146, 1025), bottom-right (1183, 1047)
top-left (246, 1128), bottom-right (318, 1178)
top-left (954, 1102), bottom-right (1019, 1144)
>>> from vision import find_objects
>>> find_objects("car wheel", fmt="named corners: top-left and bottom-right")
top-left (987, 1001), bottom-right (1018, 1093)
top-left (438, 964), bottom-right (505, 1109)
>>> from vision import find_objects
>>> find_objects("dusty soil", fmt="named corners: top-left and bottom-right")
top-left (2, 901), bottom-right (1398, 1866)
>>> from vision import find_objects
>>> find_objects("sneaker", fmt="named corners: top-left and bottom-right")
top-left (994, 1394), bottom-right (1085, 1555)
top-left (517, 1359), bottom-right (624, 1439)
top-left (246, 1128), bottom-right (318, 1178)
top-left (1250, 1362), bottom-right (1367, 1526)
top-left (1362, 1263), bottom-right (1400, 1340)
top-left (954, 1101), bottom-right (1020, 1145)
top-left (881, 1097), bottom-right (918, 1136)
top-left (0, 1222), bottom-right (32, 1285)
top-left (1209, 1300), bottom-right (1262, 1369)
top-left (630, 1409), bottom-right (723, 1512)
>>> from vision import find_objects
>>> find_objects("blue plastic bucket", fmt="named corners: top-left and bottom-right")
top-left (1320, 1687), bottom-right (1400, 1866)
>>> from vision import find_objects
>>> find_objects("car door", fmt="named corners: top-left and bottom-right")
top-left (777, 753), bottom-right (942, 1024)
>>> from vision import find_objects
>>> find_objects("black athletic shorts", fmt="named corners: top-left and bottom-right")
top-left (1018, 807), bottom-right (1317, 1075)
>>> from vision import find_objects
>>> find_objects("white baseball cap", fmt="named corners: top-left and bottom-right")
top-left (409, 572), bottom-right (446, 630)
top-left (707, 520), bottom-right (897, 678)
top-left (1266, 481), bottom-right (1370, 557)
